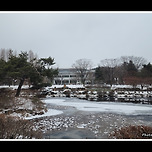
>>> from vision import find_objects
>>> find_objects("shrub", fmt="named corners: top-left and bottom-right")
top-left (0, 89), bottom-right (15, 110)
top-left (110, 125), bottom-right (152, 139)
top-left (0, 114), bottom-right (42, 139)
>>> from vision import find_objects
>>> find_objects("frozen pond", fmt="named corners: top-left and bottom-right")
top-left (43, 98), bottom-right (152, 116)
top-left (31, 98), bottom-right (152, 139)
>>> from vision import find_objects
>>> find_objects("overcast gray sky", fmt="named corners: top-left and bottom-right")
top-left (0, 12), bottom-right (152, 68)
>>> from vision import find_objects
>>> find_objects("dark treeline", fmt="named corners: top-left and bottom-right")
top-left (94, 56), bottom-right (152, 88)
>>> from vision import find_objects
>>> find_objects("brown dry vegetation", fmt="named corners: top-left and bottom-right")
top-left (0, 114), bottom-right (42, 139)
top-left (0, 88), bottom-right (45, 139)
top-left (110, 125), bottom-right (152, 139)
top-left (0, 88), bottom-right (47, 116)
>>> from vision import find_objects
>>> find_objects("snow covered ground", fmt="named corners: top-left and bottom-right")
top-left (42, 98), bottom-right (152, 116)
top-left (0, 85), bottom-right (31, 90)
top-left (50, 85), bottom-right (85, 89)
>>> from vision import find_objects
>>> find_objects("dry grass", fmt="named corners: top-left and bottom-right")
top-left (0, 114), bottom-right (42, 139)
top-left (0, 88), bottom-right (45, 139)
top-left (110, 125), bottom-right (152, 139)
top-left (0, 88), bottom-right (15, 110)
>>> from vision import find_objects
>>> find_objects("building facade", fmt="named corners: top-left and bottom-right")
top-left (53, 68), bottom-right (80, 85)
top-left (53, 68), bottom-right (95, 85)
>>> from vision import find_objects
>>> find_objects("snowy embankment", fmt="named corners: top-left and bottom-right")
top-left (0, 85), bottom-right (63, 120)
top-left (43, 84), bottom-right (152, 103)
top-left (25, 99), bottom-right (64, 119)
top-left (2, 85), bottom-right (152, 119)
top-left (0, 85), bottom-right (30, 90)
top-left (49, 84), bottom-right (85, 89)
top-left (15, 97), bottom-right (63, 120)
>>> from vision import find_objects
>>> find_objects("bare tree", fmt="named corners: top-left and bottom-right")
top-left (120, 56), bottom-right (147, 70)
top-left (72, 59), bottom-right (93, 85)
top-left (28, 50), bottom-right (34, 62)
top-left (5, 49), bottom-right (10, 62)
top-left (0, 48), bottom-right (17, 62)
top-left (28, 50), bottom-right (38, 66)
top-left (0, 49), bottom-right (38, 64)
top-left (100, 58), bottom-right (120, 68)
top-left (99, 58), bottom-right (121, 85)
top-left (0, 48), bottom-right (6, 61)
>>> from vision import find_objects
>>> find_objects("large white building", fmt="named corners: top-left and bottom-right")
top-left (53, 68), bottom-right (80, 85)
top-left (53, 68), bottom-right (95, 85)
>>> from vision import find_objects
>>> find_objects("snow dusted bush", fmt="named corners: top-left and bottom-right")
top-left (0, 114), bottom-right (42, 139)
top-left (0, 88), bottom-right (46, 138)
top-left (110, 125), bottom-right (152, 139)
top-left (0, 87), bottom-right (47, 118)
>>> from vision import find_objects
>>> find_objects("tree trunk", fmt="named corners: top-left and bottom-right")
top-left (15, 78), bottom-right (25, 97)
